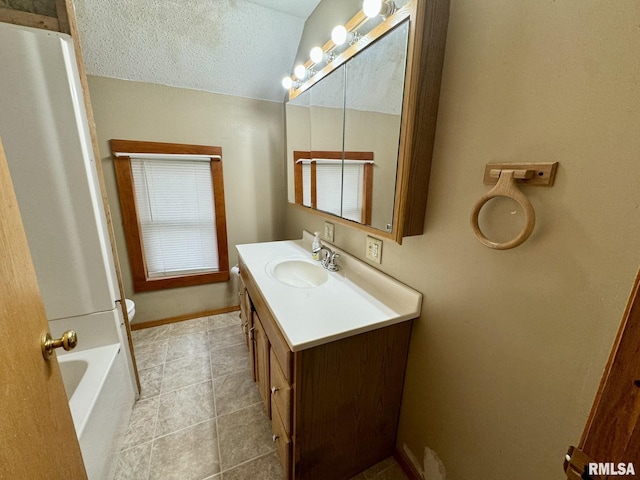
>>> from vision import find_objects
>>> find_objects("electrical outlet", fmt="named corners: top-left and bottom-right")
top-left (324, 222), bottom-right (334, 242)
top-left (366, 236), bottom-right (383, 264)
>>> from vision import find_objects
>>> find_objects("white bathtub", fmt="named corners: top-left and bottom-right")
top-left (59, 343), bottom-right (134, 480)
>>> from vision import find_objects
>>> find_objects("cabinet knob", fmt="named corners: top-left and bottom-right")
top-left (272, 434), bottom-right (279, 442)
top-left (271, 386), bottom-right (279, 395)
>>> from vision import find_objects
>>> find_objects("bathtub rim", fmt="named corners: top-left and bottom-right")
top-left (57, 343), bottom-right (121, 438)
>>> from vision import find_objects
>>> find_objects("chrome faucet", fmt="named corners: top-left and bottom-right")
top-left (312, 245), bottom-right (340, 271)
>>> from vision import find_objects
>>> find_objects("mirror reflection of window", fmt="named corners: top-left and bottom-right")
top-left (344, 20), bottom-right (409, 231)
top-left (295, 153), bottom-right (373, 225)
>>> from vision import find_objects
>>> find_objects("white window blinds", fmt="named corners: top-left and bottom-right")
top-left (130, 158), bottom-right (219, 278)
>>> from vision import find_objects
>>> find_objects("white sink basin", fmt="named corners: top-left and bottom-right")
top-left (269, 259), bottom-right (328, 288)
top-left (238, 234), bottom-right (422, 351)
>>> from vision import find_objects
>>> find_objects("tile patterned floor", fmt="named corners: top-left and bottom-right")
top-left (115, 313), bottom-right (408, 480)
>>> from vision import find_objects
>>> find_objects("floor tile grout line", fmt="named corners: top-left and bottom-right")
top-left (216, 399), bottom-right (263, 420)
top-left (217, 448), bottom-right (278, 476)
top-left (161, 349), bottom-right (211, 367)
top-left (145, 405), bottom-right (217, 443)
top-left (158, 355), bottom-right (212, 396)
top-left (144, 344), bottom-right (165, 480)
top-left (157, 377), bottom-right (213, 398)
top-left (144, 437), bottom-right (153, 480)
top-left (210, 341), bottom-right (224, 479)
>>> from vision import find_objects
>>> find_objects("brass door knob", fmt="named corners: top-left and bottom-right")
top-left (41, 330), bottom-right (77, 360)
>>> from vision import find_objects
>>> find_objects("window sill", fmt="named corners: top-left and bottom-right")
top-left (133, 270), bottom-right (230, 292)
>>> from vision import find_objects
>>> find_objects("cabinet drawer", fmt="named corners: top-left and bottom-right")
top-left (271, 403), bottom-right (291, 476)
top-left (270, 349), bottom-right (291, 434)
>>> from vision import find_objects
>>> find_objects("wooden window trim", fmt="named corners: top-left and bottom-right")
top-left (111, 139), bottom-right (229, 292)
top-left (293, 150), bottom-right (373, 225)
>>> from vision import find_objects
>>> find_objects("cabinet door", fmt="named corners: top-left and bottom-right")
top-left (253, 312), bottom-right (271, 416)
top-left (270, 349), bottom-right (291, 434)
top-left (239, 283), bottom-right (257, 381)
top-left (239, 284), bottom-right (249, 347)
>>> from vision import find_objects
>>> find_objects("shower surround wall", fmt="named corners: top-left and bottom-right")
top-left (286, 0), bottom-right (640, 479)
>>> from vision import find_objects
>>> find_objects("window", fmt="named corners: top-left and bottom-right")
top-left (293, 151), bottom-right (373, 225)
top-left (111, 140), bottom-right (229, 291)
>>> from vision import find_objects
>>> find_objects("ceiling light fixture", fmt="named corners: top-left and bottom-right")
top-left (282, 1), bottom-right (397, 92)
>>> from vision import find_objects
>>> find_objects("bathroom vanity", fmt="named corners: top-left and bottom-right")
top-left (236, 234), bottom-right (421, 480)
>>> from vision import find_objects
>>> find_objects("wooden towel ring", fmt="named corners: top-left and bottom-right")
top-left (470, 169), bottom-right (536, 250)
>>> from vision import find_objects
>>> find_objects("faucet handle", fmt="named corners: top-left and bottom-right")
top-left (327, 253), bottom-right (340, 271)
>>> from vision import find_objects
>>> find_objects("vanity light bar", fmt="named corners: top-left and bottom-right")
top-left (288, 9), bottom-right (368, 85)
top-left (113, 152), bottom-right (222, 162)
top-left (286, 1), bottom-right (410, 99)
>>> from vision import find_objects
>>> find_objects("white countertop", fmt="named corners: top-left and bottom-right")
top-left (236, 232), bottom-right (422, 352)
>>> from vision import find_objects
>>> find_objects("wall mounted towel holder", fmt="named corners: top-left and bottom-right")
top-left (470, 162), bottom-right (558, 250)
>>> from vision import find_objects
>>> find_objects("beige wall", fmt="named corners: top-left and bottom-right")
top-left (88, 76), bottom-right (286, 323)
top-left (286, 1), bottom-right (640, 478)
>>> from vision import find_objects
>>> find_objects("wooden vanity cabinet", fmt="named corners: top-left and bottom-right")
top-left (239, 261), bottom-right (412, 480)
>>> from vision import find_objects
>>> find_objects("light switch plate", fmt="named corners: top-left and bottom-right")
top-left (324, 222), bottom-right (335, 242)
top-left (366, 236), bottom-right (383, 264)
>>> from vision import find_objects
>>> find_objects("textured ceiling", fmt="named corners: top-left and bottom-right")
top-left (73, 0), bottom-right (322, 102)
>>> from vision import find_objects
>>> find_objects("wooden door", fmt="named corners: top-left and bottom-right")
top-left (565, 268), bottom-right (640, 479)
top-left (0, 139), bottom-right (87, 479)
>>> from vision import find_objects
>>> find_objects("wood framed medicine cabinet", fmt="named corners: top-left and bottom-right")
top-left (285, 0), bottom-right (450, 243)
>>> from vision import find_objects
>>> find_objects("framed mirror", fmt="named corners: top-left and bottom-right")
top-left (286, 0), bottom-right (450, 243)
top-left (287, 20), bottom-right (409, 233)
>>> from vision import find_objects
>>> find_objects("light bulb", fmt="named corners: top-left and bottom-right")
top-left (331, 25), bottom-right (348, 46)
top-left (281, 76), bottom-right (293, 89)
top-left (362, 0), bottom-right (382, 17)
top-left (310, 46), bottom-right (324, 65)
top-left (294, 64), bottom-right (307, 80)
